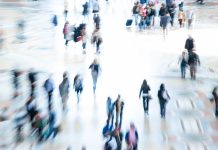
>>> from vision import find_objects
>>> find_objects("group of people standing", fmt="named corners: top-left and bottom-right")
top-left (130, 0), bottom-right (195, 38)
top-left (62, 0), bottom-right (103, 54)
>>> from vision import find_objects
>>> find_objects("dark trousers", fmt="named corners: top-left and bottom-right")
top-left (48, 91), bottom-right (53, 111)
top-left (170, 13), bottom-right (175, 26)
top-left (30, 84), bottom-right (36, 97)
top-left (180, 65), bottom-right (186, 78)
top-left (16, 125), bottom-right (23, 142)
top-left (142, 96), bottom-right (149, 113)
top-left (160, 102), bottom-right (166, 118)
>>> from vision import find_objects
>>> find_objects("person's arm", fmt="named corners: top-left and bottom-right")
top-left (166, 90), bottom-right (170, 99)
top-left (139, 85), bottom-right (142, 98)
top-left (89, 64), bottom-right (93, 69)
top-left (197, 55), bottom-right (200, 66)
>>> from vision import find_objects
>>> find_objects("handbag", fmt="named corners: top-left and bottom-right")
top-left (163, 90), bottom-right (170, 101)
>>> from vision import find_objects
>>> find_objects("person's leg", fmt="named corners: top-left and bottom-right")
top-left (65, 40), bottom-right (69, 46)
top-left (146, 98), bottom-right (150, 113)
top-left (142, 97), bottom-right (146, 113)
top-left (48, 92), bottom-right (52, 111)
top-left (184, 67), bottom-right (186, 78)
top-left (193, 65), bottom-right (197, 80)
top-left (190, 65), bottom-right (193, 79)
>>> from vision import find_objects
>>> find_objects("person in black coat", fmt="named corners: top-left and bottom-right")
top-left (158, 84), bottom-right (170, 118)
top-left (185, 35), bottom-right (195, 54)
top-left (139, 79), bottom-right (151, 115)
top-left (28, 69), bottom-right (37, 97)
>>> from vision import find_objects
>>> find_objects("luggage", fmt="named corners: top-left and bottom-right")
top-left (126, 19), bottom-right (133, 27)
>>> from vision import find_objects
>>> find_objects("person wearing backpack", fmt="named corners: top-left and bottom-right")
top-left (178, 51), bottom-right (188, 78)
top-left (89, 59), bottom-right (101, 93)
top-left (187, 51), bottom-right (200, 80)
top-left (73, 74), bottom-right (83, 103)
top-left (59, 72), bottom-right (70, 111)
top-left (211, 86), bottom-right (218, 118)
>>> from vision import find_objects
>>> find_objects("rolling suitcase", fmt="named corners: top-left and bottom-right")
top-left (126, 19), bottom-right (133, 27)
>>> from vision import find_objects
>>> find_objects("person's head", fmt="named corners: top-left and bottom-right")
top-left (117, 94), bottom-right (121, 100)
top-left (81, 146), bottom-right (86, 150)
top-left (63, 71), bottom-right (68, 79)
top-left (107, 97), bottom-right (111, 103)
top-left (130, 122), bottom-right (135, 129)
top-left (161, 3), bottom-right (165, 8)
top-left (188, 34), bottom-right (192, 39)
top-left (160, 83), bottom-right (165, 90)
top-left (143, 79), bottom-right (147, 86)
top-left (93, 58), bottom-right (98, 64)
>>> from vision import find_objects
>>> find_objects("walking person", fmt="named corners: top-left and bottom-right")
top-left (43, 75), bottom-right (55, 112)
top-left (91, 27), bottom-right (103, 53)
top-left (63, 21), bottom-right (71, 46)
top-left (113, 94), bottom-right (124, 128)
top-left (82, 1), bottom-right (89, 17)
top-left (106, 97), bottom-right (114, 125)
top-left (132, 1), bottom-right (140, 26)
top-left (211, 86), bottom-right (218, 118)
top-left (139, 79), bottom-right (151, 115)
top-left (187, 10), bottom-right (194, 29)
top-left (11, 69), bottom-right (23, 98)
top-left (73, 74), bottom-right (83, 103)
top-left (178, 9), bottom-right (186, 28)
top-left (160, 12), bottom-right (171, 39)
top-left (89, 58), bottom-right (101, 93)
top-left (178, 51), bottom-right (188, 78)
top-left (64, 0), bottom-right (69, 20)
top-left (28, 68), bottom-right (37, 97)
top-left (81, 26), bottom-right (88, 54)
top-left (125, 122), bottom-right (139, 150)
top-left (187, 51), bottom-right (200, 80)
top-left (158, 83), bottom-right (170, 118)
top-left (52, 14), bottom-right (58, 27)
top-left (167, 1), bottom-right (176, 27)
top-left (59, 72), bottom-right (70, 111)
top-left (178, 0), bottom-right (184, 11)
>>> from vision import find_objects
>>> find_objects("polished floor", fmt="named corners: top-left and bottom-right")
top-left (0, 0), bottom-right (218, 149)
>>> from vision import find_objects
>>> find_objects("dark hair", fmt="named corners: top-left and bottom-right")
top-left (160, 83), bottom-right (165, 90)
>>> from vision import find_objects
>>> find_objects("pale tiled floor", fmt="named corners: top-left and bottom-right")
top-left (0, 0), bottom-right (218, 150)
